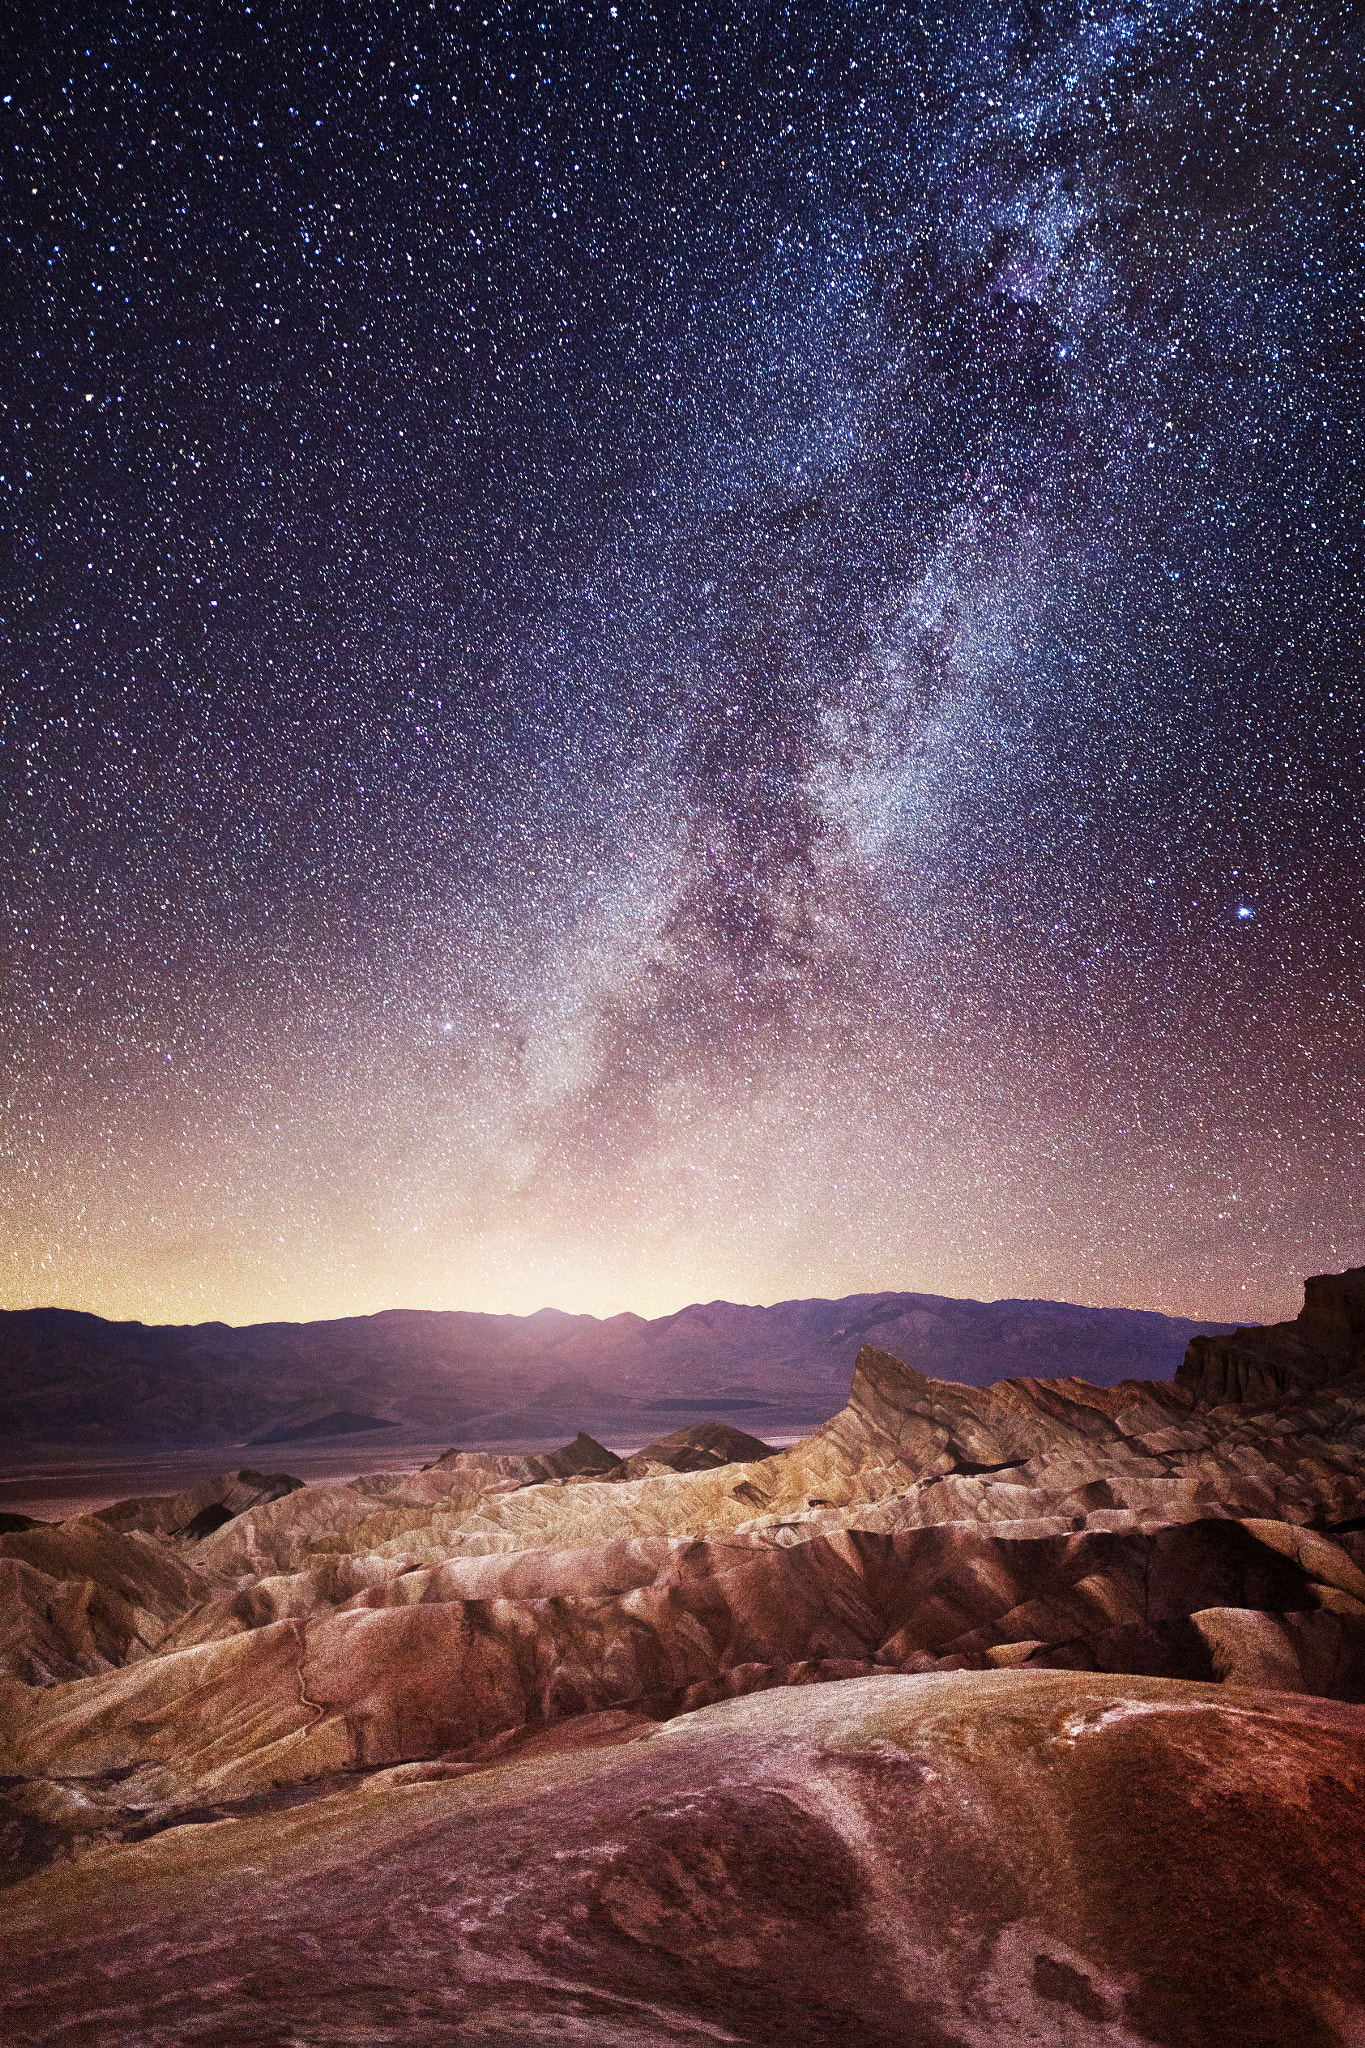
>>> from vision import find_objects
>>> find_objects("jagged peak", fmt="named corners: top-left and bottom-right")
top-left (846, 1344), bottom-right (934, 1442)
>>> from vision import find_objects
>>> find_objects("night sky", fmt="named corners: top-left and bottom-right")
top-left (3, 0), bottom-right (1362, 1328)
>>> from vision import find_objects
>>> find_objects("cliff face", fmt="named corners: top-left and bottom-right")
top-left (1177, 1267), bottom-right (1365, 1406)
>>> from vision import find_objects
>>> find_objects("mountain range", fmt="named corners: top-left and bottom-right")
top-left (0, 1290), bottom-right (1243, 1453)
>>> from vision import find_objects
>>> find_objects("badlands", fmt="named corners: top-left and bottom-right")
top-left (2, 1269), bottom-right (1364, 2045)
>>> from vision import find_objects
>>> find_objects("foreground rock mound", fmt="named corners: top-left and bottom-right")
top-left (1, 1672), bottom-right (1362, 2047)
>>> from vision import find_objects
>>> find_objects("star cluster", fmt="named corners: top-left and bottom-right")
top-left (3, 0), bottom-right (1362, 1324)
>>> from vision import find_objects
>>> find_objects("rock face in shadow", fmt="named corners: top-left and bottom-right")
top-left (1178, 1265), bottom-right (1365, 1404)
top-left (612, 1420), bottom-right (776, 1481)
top-left (1, 1271), bottom-right (1364, 2042)
top-left (94, 1468), bottom-right (303, 1539)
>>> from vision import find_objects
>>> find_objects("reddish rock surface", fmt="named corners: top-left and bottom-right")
top-left (2, 1673), bottom-right (1363, 2046)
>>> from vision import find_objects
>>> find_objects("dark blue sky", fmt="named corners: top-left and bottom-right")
top-left (3, 0), bottom-right (1362, 1323)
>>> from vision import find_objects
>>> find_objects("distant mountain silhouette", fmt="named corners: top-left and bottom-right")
top-left (0, 1292), bottom-right (1242, 1454)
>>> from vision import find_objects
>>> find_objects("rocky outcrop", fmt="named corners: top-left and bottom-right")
top-left (611, 1420), bottom-right (776, 1481)
top-left (429, 1429), bottom-right (622, 1485)
top-left (2, 1672), bottom-right (1362, 2046)
top-left (0, 1519), bottom-right (214, 1684)
top-left (1178, 1265), bottom-right (1365, 1405)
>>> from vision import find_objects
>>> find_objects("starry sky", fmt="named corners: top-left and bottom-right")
top-left (3, 0), bottom-right (1362, 1329)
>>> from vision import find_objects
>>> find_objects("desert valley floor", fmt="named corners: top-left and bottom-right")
top-left (2, 1274), bottom-right (1364, 2045)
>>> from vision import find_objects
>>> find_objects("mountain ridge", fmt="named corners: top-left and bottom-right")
top-left (0, 1290), bottom-right (1243, 1453)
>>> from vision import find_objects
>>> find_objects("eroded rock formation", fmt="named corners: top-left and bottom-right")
top-left (2, 1277), bottom-right (1364, 2043)
top-left (94, 1467), bottom-right (303, 1540)
top-left (2, 1673), bottom-right (1362, 2046)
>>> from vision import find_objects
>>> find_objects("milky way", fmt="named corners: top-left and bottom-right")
top-left (3, 0), bottom-right (1362, 1324)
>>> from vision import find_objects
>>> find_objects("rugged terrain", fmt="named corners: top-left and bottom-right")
top-left (1, 1270), bottom-right (1363, 2045)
